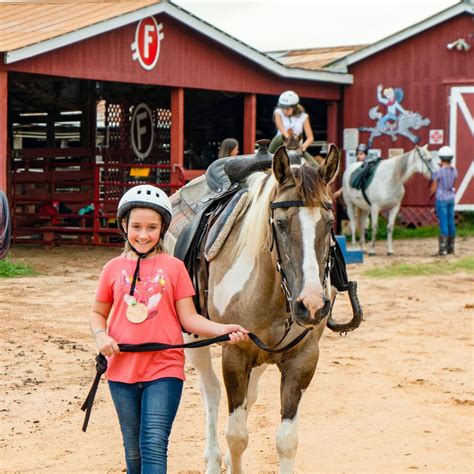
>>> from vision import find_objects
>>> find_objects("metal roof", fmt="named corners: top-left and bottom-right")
top-left (268, 45), bottom-right (366, 71)
top-left (0, 0), bottom-right (353, 84)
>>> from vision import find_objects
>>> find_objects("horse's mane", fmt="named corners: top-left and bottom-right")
top-left (233, 165), bottom-right (329, 258)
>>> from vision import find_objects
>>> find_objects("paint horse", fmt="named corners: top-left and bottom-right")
top-left (167, 145), bottom-right (360, 473)
top-left (342, 145), bottom-right (438, 255)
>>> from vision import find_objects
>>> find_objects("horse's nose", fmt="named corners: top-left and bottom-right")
top-left (296, 294), bottom-right (325, 317)
top-left (294, 297), bottom-right (331, 326)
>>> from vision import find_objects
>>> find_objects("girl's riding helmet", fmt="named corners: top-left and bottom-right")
top-left (278, 90), bottom-right (299, 108)
top-left (117, 184), bottom-right (172, 236)
top-left (438, 146), bottom-right (454, 161)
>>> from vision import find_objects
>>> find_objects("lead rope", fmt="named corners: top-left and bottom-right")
top-left (81, 330), bottom-right (310, 432)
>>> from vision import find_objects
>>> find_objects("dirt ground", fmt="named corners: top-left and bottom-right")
top-left (0, 236), bottom-right (473, 473)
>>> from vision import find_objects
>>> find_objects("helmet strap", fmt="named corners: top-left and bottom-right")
top-left (128, 243), bottom-right (156, 296)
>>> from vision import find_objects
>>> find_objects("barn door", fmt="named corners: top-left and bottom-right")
top-left (449, 86), bottom-right (474, 210)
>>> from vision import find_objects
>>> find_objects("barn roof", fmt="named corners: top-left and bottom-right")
top-left (327, 1), bottom-right (474, 72)
top-left (0, 0), bottom-right (353, 84)
top-left (267, 45), bottom-right (366, 71)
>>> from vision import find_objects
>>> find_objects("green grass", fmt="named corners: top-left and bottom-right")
top-left (0, 259), bottom-right (36, 278)
top-left (357, 211), bottom-right (474, 241)
top-left (364, 256), bottom-right (474, 278)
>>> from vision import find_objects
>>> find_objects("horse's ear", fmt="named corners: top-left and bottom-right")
top-left (319, 144), bottom-right (340, 185)
top-left (273, 145), bottom-right (292, 185)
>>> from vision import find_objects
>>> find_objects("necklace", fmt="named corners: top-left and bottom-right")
top-left (124, 246), bottom-right (158, 324)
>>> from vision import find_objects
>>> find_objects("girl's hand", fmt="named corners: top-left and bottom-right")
top-left (95, 332), bottom-right (120, 356)
top-left (221, 324), bottom-right (250, 345)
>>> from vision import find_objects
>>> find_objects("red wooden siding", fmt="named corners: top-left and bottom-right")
top-left (342, 13), bottom-right (473, 206)
top-left (0, 71), bottom-right (7, 191)
top-left (3, 15), bottom-right (341, 100)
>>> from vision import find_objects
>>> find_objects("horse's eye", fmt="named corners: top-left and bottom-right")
top-left (276, 219), bottom-right (286, 229)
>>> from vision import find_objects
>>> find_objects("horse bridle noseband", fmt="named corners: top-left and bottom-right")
top-left (415, 147), bottom-right (435, 178)
top-left (268, 198), bottom-right (333, 345)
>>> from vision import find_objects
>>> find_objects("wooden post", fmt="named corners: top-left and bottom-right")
top-left (327, 100), bottom-right (339, 146)
top-left (0, 71), bottom-right (7, 192)
top-left (170, 87), bottom-right (184, 190)
top-left (243, 93), bottom-right (256, 154)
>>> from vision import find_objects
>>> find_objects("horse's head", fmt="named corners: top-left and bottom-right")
top-left (414, 145), bottom-right (439, 179)
top-left (282, 130), bottom-right (303, 163)
top-left (271, 144), bottom-right (340, 327)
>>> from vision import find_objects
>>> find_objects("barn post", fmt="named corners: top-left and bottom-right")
top-left (170, 87), bottom-right (184, 191)
top-left (327, 100), bottom-right (339, 146)
top-left (243, 93), bottom-right (256, 154)
top-left (0, 71), bottom-right (7, 192)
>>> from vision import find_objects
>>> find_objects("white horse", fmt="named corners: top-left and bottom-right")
top-left (342, 145), bottom-right (438, 255)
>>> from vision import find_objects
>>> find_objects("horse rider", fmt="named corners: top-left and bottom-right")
top-left (431, 145), bottom-right (458, 256)
top-left (268, 90), bottom-right (315, 161)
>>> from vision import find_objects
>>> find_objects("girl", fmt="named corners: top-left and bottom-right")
top-left (268, 90), bottom-right (315, 162)
top-left (89, 184), bottom-right (249, 473)
top-left (431, 146), bottom-right (458, 256)
top-left (218, 137), bottom-right (239, 158)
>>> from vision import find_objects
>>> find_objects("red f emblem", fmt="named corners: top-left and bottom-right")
top-left (131, 17), bottom-right (164, 71)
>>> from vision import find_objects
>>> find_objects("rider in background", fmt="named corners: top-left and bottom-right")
top-left (431, 146), bottom-right (458, 256)
top-left (218, 138), bottom-right (239, 158)
top-left (268, 91), bottom-right (314, 161)
top-left (333, 143), bottom-right (369, 198)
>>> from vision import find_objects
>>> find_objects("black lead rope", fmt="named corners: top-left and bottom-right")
top-left (128, 245), bottom-right (155, 295)
top-left (81, 329), bottom-right (310, 432)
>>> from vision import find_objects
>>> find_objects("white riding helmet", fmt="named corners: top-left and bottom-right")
top-left (278, 90), bottom-right (299, 108)
top-left (438, 145), bottom-right (454, 160)
top-left (117, 184), bottom-right (172, 236)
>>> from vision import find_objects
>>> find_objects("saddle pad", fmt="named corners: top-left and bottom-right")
top-left (349, 159), bottom-right (381, 191)
top-left (204, 190), bottom-right (248, 262)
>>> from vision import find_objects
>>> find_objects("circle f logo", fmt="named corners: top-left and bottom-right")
top-left (131, 103), bottom-right (154, 160)
top-left (131, 17), bottom-right (164, 71)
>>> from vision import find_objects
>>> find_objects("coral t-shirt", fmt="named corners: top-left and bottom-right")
top-left (95, 253), bottom-right (195, 383)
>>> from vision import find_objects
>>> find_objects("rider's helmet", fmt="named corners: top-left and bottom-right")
top-left (117, 184), bottom-right (172, 236)
top-left (438, 145), bottom-right (454, 161)
top-left (278, 90), bottom-right (299, 108)
top-left (356, 143), bottom-right (368, 155)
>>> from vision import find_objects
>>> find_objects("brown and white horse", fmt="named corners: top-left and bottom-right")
top-left (169, 146), bottom-right (354, 473)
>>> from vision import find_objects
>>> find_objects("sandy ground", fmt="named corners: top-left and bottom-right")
top-left (0, 236), bottom-right (473, 474)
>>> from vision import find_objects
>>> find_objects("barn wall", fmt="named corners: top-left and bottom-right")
top-left (3, 15), bottom-right (342, 100)
top-left (343, 13), bottom-right (474, 206)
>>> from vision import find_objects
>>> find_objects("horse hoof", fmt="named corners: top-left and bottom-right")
top-left (368, 250), bottom-right (376, 256)
top-left (387, 251), bottom-right (394, 256)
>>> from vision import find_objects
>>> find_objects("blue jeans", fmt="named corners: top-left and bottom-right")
top-left (108, 377), bottom-right (183, 474)
top-left (435, 199), bottom-right (456, 237)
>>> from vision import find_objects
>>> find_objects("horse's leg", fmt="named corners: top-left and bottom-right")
top-left (222, 346), bottom-right (252, 474)
top-left (386, 203), bottom-right (401, 255)
top-left (185, 341), bottom-right (222, 474)
top-left (345, 201), bottom-right (358, 247)
top-left (369, 205), bottom-right (380, 256)
top-left (358, 209), bottom-right (370, 252)
top-left (246, 364), bottom-right (267, 416)
top-left (276, 351), bottom-right (319, 474)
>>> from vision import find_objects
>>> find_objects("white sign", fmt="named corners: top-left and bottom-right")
top-left (368, 149), bottom-right (381, 159)
top-left (131, 103), bottom-right (154, 160)
top-left (345, 150), bottom-right (356, 169)
top-left (429, 129), bottom-right (444, 145)
top-left (343, 128), bottom-right (359, 150)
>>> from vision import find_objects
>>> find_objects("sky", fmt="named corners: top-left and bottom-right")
top-left (174, 0), bottom-right (460, 51)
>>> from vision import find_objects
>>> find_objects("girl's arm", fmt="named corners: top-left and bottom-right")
top-left (430, 180), bottom-right (437, 195)
top-left (176, 297), bottom-right (249, 344)
top-left (301, 117), bottom-right (314, 153)
top-left (274, 110), bottom-right (289, 139)
top-left (89, 300), bottom-right (120, 356)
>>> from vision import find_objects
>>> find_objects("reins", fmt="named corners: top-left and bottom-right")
top-left (81, 329), bottom-right (310, 432)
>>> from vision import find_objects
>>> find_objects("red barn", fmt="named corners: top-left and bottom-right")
top-left (275, 0), bottom-right (474, 222)
top-left (0, 0), bottom-right (351, 245)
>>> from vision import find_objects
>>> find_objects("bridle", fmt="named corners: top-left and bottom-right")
top-left (415, 147), bottom-right (436, 179)
top-left (268, 196), bottom-right (333, 346)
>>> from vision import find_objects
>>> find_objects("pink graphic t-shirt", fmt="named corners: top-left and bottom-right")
top-left (95, 253), bottom-right (195, 383)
